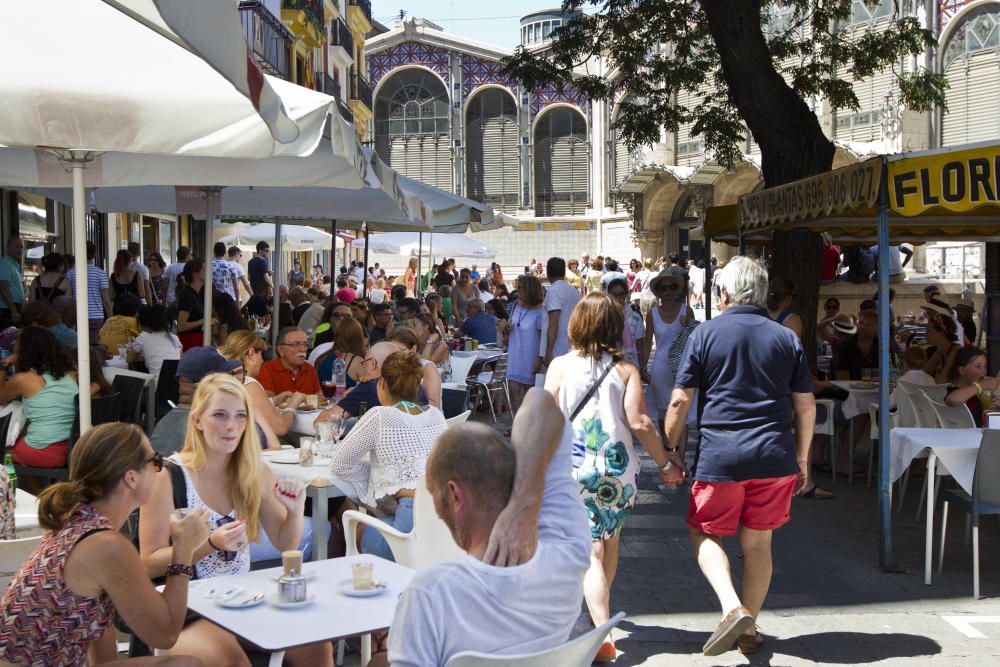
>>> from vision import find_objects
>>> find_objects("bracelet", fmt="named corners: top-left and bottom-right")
top-left (207, 533), bottom-right (221, 551)
top-left (665, 445), bottom-right (680, 453)
top-left (165, 563), bottom-right (194, 579)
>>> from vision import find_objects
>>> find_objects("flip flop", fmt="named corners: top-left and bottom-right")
top-left (798, 485), bottom-right (835, 500)
top-left (703, 606), bottom-right (755, 656)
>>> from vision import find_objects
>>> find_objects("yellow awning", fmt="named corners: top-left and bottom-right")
top-left (736, 141), bottom-right (1000, 240)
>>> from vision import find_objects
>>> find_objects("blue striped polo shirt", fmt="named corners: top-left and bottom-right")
top-left (67, 263), bottom-right (109, 320)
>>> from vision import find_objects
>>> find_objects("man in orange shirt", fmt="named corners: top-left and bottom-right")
top-left (258, 326), bottom-right (321, 395)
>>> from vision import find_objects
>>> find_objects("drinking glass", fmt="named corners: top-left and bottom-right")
top-left (862, 368), bottom-right (873, 384)
top-left (298, 437), bottom-right (315, 466)
top-left (980, 389), bottom-right (993, 413)
top-left (328, 413), bottom-right (345, 442)
top-left (352, 562), bottom-right (374, 591)
top-left (315, 422), bottom-right (334, 459)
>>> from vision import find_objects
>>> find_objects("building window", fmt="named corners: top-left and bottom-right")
top-left (941, 4), bottom-right (1000, 146)
top-left (534, 107), bottom-right (588, 216)
top-left (466, 88), bottom-right (520, 213)
top-left (374, 69), bottom-right (453, 190)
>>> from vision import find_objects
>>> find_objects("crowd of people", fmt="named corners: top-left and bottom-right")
top-left (0, 233), bottom-right (979, 665)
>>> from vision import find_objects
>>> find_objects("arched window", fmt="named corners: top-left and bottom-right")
top-left (533, 107), bottom-right (588, 216)
top-left (941, 4), bottom-right (1000, 146)
top-left (466, 88), bottom-right (520, 213)
top-left (374, 69), bottom-right (453, 190)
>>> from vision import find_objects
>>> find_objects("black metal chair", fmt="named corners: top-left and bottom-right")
top-left (14, 393), bottom-right (121, 485)
top-left (155, 359), bottom-right (179, 421)
top-left (112, 375), bottom-right (146, 428)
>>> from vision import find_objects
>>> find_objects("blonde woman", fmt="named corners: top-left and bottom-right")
top-left (219, 330), bottom-right (303, 440)
top-left (403, 257), bottom-right (418, 297)
top-left (139, 375), bottom-right (330, 667)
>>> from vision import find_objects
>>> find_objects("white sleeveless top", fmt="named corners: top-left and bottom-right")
top-left (177, 463), bottom-right (250, 579)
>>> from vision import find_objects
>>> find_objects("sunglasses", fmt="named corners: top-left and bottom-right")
top-left (230, 368), bottom-right (246, 379)
top-left (215, 516), bottom-right (238, 562)
top-left (656, 284), bottom-right (680, 292)
top-left (144, 451), bottom-right (163, 473)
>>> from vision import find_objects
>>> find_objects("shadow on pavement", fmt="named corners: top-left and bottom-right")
top-left (612, 623), bottom-right (941, 666)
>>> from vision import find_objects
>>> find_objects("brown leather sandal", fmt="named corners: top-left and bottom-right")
top-left (702, 605), bottom-right (754, 656)
top-left (737, 629), bottom-right (763, 655)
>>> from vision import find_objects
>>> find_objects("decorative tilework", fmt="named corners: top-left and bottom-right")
top-left (530, 82), bottom-right (590, 120)
top-left (461, 55), bottom-right (518, 98)
top-left (369, 41), bottom-right (451, 89)
top-left (941, 1), bottom-right (975, 28)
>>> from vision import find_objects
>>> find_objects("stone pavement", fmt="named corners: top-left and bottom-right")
top-left (606, 443), bottom-right (1000, 666)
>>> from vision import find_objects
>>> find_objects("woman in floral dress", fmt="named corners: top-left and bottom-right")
top-left (545, 293), bottom-right (672, 661)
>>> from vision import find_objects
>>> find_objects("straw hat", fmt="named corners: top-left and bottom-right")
top-left (831, 318), bottom-right (857, 335)
top-left (649, 267), bottom-right (689, 292)
top-left (955, 298), bottom-right (975, 313)
top-left (920, 298), bottom-right (952, 317)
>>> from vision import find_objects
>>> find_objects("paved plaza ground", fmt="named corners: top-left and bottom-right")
top-left (604, 440), bottom-right (1000, 666)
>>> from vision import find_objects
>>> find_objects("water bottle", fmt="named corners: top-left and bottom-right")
top-left (333, 354), bottom-right (347, 397)
top-left (4, 452), bottom-right (16, 498)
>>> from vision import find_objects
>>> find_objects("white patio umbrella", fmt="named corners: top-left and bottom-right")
top-left (0, 0), bottom-right (362, 430)
top-left (352, 232), bottom-right (496, 259)
top-left (220, 223), bottom-right (343, 252)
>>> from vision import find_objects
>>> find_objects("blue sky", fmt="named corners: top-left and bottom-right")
top-left (372, 0), bottom-right (554, 49)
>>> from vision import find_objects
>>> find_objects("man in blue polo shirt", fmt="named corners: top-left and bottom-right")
top-left (458, 298), bottom-right (497, 344)
top-left (662, 256), bottom-right (815, 658)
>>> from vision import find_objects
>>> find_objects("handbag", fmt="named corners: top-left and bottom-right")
top-left (569, 356), bottom-right (620, 468)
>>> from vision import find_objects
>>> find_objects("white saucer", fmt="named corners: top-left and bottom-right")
top-left (268, 592), bottom-right (315, 609)
top-left (214, 589), bottom-right (265, 608)
top-left (338, 579), bottom-right (386, 597)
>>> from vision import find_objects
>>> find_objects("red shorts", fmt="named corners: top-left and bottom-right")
top-left (178, 331), bottom-right (204, 352)
top-left (686, 475), bottom-right (797, 536)
top-left (12, 436), bottom-right (70, 468)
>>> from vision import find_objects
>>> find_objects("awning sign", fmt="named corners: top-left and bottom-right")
top-left (739, 158), bottom-right (881, 231)
top-left (889, 145), bottom-right (1000, 217)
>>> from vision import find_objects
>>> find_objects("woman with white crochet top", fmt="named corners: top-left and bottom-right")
top-left (330, 349), bottom-right (447, 561)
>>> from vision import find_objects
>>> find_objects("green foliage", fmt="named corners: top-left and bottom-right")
top-left (502, 0), bottom-right (947, 166)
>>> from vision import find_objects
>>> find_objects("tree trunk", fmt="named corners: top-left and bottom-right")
top-left (702, 0), bottom-right (836, 366)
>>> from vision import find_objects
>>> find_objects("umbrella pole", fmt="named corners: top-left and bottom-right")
top-left (202, 188), bottom-right (220, 346)
top-left (272, 219), bottom-right (282, 352)
top-left (363, 226), bottom-right (370, 299)
top-left (704, 235), bottom-right (713, 320)
top-left (330, 220), bottom-right (337, 283)
top-left (875, 163), bottom-right (894, 572)
top-left (428, 232), bottom-right (434, 286)
top-left (70, 154), bottom-right (92, 432)
top-left (417, 232), bottom-right (423, 298)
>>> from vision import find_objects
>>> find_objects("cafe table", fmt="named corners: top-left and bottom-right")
top-left (888, 427), bottom-right (982, 585)
top-left (830, 380), bottom-right (880, 421)
top-left (290, 407), bottom-right (325, 436)
top-left (261, 449), bottom-right (348, 561)
top-left (171, 555), bottom-right (412, 666)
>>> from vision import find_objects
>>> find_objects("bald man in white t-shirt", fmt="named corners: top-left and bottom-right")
top-left (370, 389), bottom-right (590, 667)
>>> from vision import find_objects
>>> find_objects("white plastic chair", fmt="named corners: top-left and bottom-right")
top-left (907, 388), bottom-right (941, 428)
top-left (343, 474), bottom-right (464, 570)
top-left (813, 398), bottom-right (840, 483)
top-left (13, 489), bottom-right (42, 538)
top-left (444, 612), bottom-right (626, 667)
top-left (0, 535), bottom-right (42, 592)
top-left (937, 430), bottom-right (1000, 598)
top-left (446, 410), bottom-right (472, 426)
top-left (449, 354), bottom-right (478, 385)
top-left (892, 389), bottom-right (928, 511)
top-left (927, 396), bottom-right (976, 429)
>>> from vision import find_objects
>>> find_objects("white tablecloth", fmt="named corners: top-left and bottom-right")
top-left (889, 427), bottom-right (981, 494)
top-left (831, 380), bottom-right (880, 421)
top-left (290, 409), bottom-right (325, 436)
top-left (452, 349), bottom-right (505, 363)
top-left (183, 555), bottom-right (412, 653)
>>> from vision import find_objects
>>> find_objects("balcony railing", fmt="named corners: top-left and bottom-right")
top-left (283, 0), bottom-right (323, 33)
top-left (338, 102), bottom-right (354, 124)
top-left (347, 0), bottom-right (372, 24)
top-left (351, 73), bottom-right (372, 111)
top-left (329, 16), bottom-right (354, 55)
top-left (239, 1), bottom-right (292, 79)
